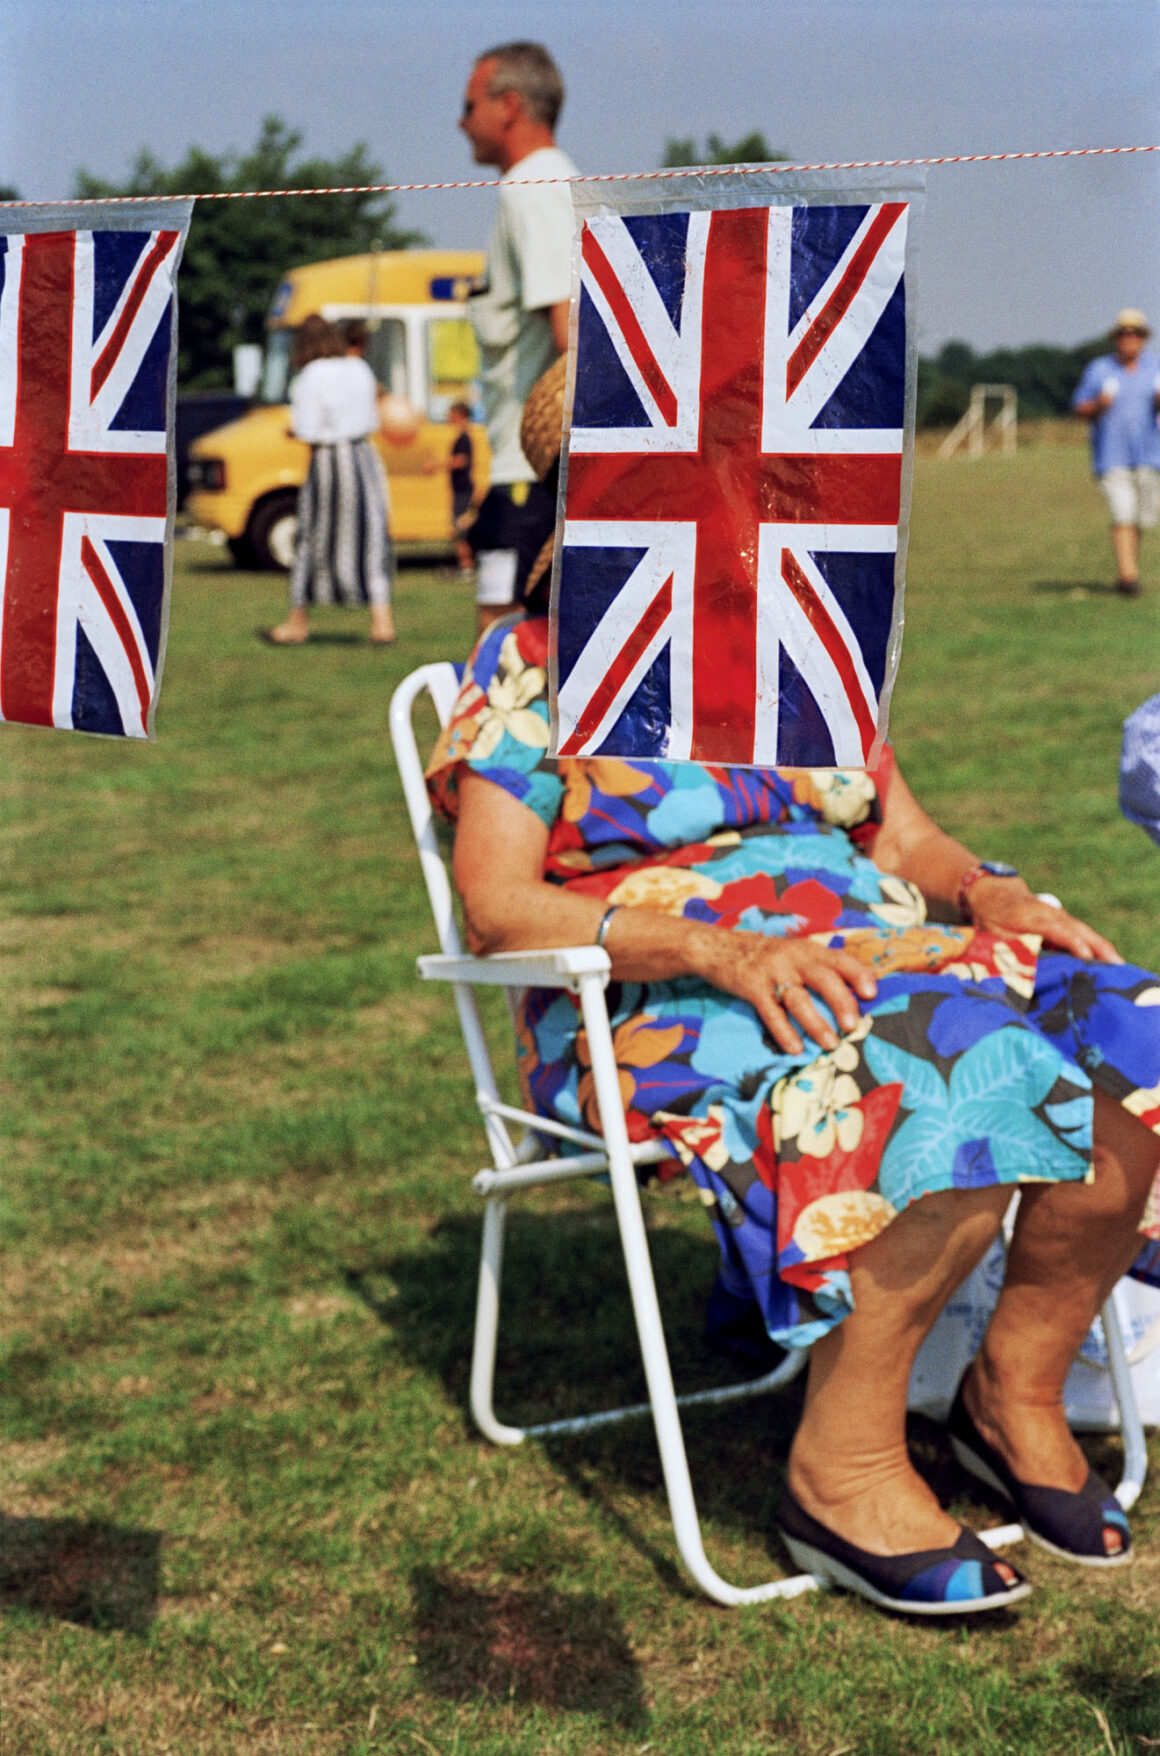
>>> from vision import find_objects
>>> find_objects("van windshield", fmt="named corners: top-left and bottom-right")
top-left (257, 319), bottom-right (409, 405)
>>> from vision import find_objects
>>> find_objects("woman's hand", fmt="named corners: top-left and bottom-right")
top-left (454, 774), bottom-right (878, 1053)
top-left (873, 764), bottom-right (1124, 965)
top-left (964, 878), bottom-right (1124, 964)
top-left (687, 928), bottom-right (878, 1054)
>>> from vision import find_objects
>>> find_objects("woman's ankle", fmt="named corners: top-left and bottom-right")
top-left (962, 1357), bottom-right (1088, 1491)
top-left (787, 1446), bottom-right (958, 1556)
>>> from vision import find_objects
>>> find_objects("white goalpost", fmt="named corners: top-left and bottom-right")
top-left (937, 382), bottom-right (1018, 458)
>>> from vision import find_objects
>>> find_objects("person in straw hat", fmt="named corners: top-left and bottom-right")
top-left (1073, 309), bottom-right (1160, 595)
top-left (423, 358), bottom-right (1160, 1617)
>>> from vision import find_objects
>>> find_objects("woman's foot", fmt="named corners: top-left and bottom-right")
top-left (261, 609), bottom-right (310, 645)
top-left (787, 1445), bottom-right (1019, 1574)
top-left (948, 1369), bottom-right (1130, 1565)
top-left (778, 1485), bottom-right (1030, 1615)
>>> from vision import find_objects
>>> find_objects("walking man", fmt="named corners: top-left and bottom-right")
top-left (458, 41), bottom-right (576, 632)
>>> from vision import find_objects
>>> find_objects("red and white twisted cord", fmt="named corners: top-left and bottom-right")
top-left (0, 144), bottom-right (1157, 208)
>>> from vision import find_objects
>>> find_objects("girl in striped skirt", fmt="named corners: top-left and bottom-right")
top-left (264, 315), bottom-right (396, 645)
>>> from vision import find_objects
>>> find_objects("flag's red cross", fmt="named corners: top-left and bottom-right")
top-left (564, 204), bottom-right (904, 763)
top-left (0, 229), bottom-right (172, 727)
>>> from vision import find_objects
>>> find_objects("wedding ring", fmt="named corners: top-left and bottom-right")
top-left (772, 980), bottom-right (793, 1003)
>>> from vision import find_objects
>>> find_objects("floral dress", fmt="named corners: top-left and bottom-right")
top-left (428, 616), bottom-right (1160, 1347)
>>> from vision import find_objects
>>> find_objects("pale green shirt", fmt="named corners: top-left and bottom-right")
top-left (469, 145), bottom-right (578, 484)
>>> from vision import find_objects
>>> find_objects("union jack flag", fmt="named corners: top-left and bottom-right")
top-left (0, 210), bottom-right (189, 738)
top-left (550, 198), bottom-right (915, 766)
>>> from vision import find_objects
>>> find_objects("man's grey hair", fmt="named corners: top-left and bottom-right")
top-left (478, 41), bottom-right (565, 131)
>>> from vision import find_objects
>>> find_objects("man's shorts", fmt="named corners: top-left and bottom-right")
top-left (470, 480), bottom-right (557, 608)
top-left (1100, 466), bottom-right (1160, 529)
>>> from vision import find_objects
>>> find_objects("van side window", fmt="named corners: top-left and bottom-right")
top-left (426, 317), bottom-right (482, 422)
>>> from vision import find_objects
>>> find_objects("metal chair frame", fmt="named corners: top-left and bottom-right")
top-left (389, 659), bottom-right (1148, 1606)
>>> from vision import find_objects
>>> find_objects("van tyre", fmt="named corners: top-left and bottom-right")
top-left (247, 491), bottom-right (299, 572)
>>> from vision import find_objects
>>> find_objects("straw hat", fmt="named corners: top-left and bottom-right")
top-left (1112, 308), bottom-right (1151, 337)
top-left (519, 354), bottom-right (568, 602)
top-left (520, 352), bottom-right (568, 478)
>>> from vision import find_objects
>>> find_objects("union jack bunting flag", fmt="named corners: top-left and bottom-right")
top-left (550, 191), bottom-right (919, 766)
top-left (0, 203), bottom-right (190, 738)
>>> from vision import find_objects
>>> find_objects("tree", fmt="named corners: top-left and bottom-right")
top-left (74, 117), bottom-right (425, 389)
top-left (661, 131), bottom-right (788, 167)
top-left (918, 334), bottom-right (1110, 426)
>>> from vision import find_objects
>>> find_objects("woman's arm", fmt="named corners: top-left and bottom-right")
top-left (873, 762), bottom-right (1123, 963)
top-left (453, 770), bottom-right (879, 1054)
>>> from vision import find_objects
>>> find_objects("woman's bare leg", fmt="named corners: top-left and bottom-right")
top-left (788, 1184), bottom-right (1012, 1557)
top-left (369, 602), bottom-right (396, 642)
top-left (961, 1092), bottom-right (1160, 1550)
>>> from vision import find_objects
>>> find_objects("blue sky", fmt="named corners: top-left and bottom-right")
top-left (4, 0), bottom-right (1158, 352)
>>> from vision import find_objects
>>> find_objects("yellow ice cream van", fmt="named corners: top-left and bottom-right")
top-left (186, 249), bottom-right (489, 568)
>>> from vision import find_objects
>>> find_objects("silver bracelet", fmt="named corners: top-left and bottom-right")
top-left (594, 904), bottom-right (622, 948)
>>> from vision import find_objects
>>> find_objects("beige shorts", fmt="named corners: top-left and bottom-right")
top-left (1101, 466), bottom-right (1160, 529)
top-left (475, 548), bottom-right (520, 607)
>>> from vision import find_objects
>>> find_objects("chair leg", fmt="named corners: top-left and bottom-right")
top-left (469, 1195), bottom-right (527, 1446)
top-left (576, 974), bottom-right (820, 1605)
top-left (1100, 1291), bottom-right (1148, 1511)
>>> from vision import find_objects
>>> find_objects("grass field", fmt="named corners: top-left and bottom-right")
top-left (3, 437), bottom-right (1160, 1754)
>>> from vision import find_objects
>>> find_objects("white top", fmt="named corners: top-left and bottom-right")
top-left (290, 355), bottom-right (380, 444)
top-left (469, 144), bottom-right (577, 483)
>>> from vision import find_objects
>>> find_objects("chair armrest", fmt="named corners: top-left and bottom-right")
top-left (417, 945), bottom-right (611, 994)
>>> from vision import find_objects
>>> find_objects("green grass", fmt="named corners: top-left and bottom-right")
top-left (3, 443), bottom-right (1160, 1754)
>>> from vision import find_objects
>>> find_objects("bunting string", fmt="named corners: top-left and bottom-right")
top-left (0, 143), bottom-right (1157, 208)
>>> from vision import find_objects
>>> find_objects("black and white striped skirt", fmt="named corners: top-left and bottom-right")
top-left (289, 439), bottom-right (393, 608)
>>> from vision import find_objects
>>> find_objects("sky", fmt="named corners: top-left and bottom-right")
top-left (4, 0), bottom-right (1158, 355)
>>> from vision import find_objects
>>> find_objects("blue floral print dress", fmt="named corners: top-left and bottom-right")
top-left (428, 616), bottom-right (1160, 1347)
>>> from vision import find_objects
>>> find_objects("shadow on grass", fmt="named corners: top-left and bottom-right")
top-left (410, 1564), bottom-right (648, 1731)
top-left (351, 1208), bottom-right (805, 1574)
top-left (251, 627), bottom-right (366, 647)
top-left (0, 1514), bottom-right (161, 1633)
top-left (1063, 1661), bottom-right (1160, 1747)
top-left (1029, 579), bottom-right (1117, 595)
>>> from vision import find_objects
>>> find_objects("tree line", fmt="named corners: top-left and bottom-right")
top-left (70, 116), bottom-right (421, 390)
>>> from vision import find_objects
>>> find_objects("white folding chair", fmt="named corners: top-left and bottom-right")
top-left (389, 660), bottom-right (1148, 1603)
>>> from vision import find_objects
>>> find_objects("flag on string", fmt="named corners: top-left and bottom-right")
top-left (550, 178), bottom-right (922, 767)
top-left (0, 200), bottom-right (191, 738)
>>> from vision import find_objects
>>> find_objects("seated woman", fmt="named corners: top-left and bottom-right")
top-left (426, 420), bottom-right (1160, 1624)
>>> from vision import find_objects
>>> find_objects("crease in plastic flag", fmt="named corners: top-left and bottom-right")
top-left (548, 168), bottom-right (925, 768)
top-left (0, 199), bottom-right (191, 739)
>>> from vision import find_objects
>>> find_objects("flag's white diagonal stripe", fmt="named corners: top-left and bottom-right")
top-left (784, 204), bottom-right (908, 429)
top-left (71, 230), bottom-right (175, 452)
top-left (0, 235), bottom-right (23, 448)
top-left (755, 525), bottom-right (892, 765)
top-left (585, 214), bottom-right (685, 387)
top-left (54, 512), bottom-right (163, 736)
top-left (0, 509), bottom-right (10, 708)
top-left (571, 212), bottom-right (708, 454)
top-left (579, 257), bottom-right (672, 431)
top-left (555, 521), bottom-right (696, 755)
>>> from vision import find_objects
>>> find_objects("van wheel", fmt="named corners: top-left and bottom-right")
top-left (227, 534), bottom-right (256, 568)
top-left (247, 491), bottom-right (299, 572)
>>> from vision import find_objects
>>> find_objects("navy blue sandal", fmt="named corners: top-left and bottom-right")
top-left (947, 1375), bottom-right (1131, 1568)
top-left (777, 1486), bottom-right (1031, 1615)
